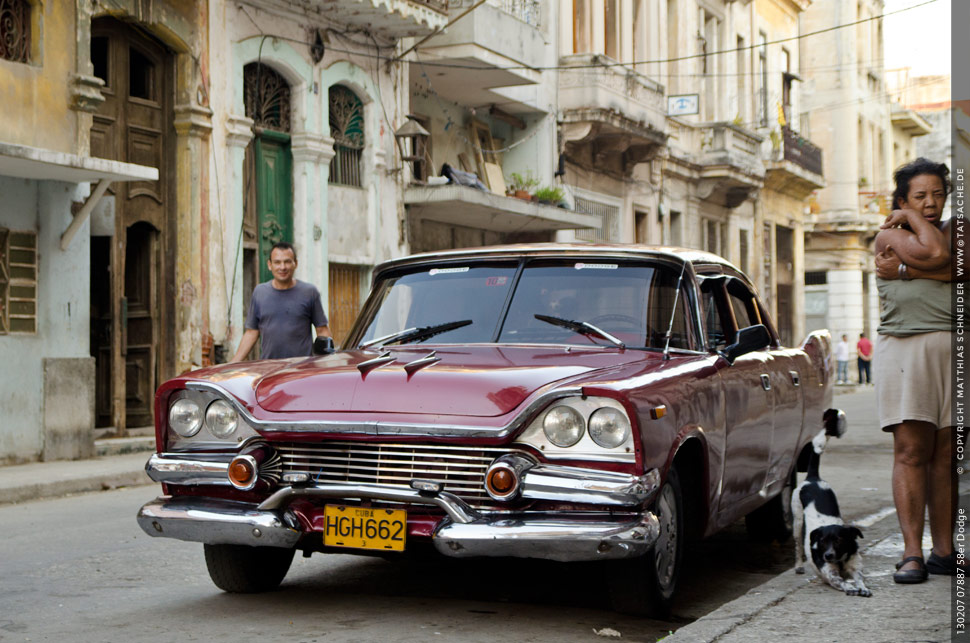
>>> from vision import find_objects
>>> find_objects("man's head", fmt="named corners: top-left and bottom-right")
top-left (841, 334), bottom-right (848, 341)
top-left (268, 242), bottom-right (297, 288)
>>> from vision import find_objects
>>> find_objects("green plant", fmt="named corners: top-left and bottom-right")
top-left (533, 186), bottom-right (565, 203)
top-left (507, 171), bottom-right (538, 192)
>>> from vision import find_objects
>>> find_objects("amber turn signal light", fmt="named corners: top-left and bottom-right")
top-left (228, 455), bottom-right (258, 490)
top-left (485, 466), bottom-right (517, 497)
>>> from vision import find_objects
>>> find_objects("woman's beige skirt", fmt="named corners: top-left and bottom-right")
top-left (875, 331), bottom-right (953, 431)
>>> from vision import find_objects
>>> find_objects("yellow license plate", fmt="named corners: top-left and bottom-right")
top-left (323, 505), bottom-right (406, 551)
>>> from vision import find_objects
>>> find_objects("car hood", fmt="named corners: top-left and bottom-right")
top-left (251, 346), bottom-right (649, 417)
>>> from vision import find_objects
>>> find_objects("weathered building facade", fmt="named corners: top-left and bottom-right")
top-left (800, 0), bottom-right (929, 357)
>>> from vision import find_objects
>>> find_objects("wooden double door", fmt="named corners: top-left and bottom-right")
top-left (89, 18), bottom-right (173, 431)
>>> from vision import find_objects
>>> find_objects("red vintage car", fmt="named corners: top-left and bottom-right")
top-left (138, 244), bottom-right (840, 616)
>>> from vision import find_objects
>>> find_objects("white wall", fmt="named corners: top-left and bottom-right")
top-left (0, 177), bottom-right (92, 463)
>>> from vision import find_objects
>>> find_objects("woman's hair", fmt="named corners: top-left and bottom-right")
top-left (893, 157), bottom-right (951, 208)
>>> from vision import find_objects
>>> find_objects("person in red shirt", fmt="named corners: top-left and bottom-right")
top-left (856, 333), bottom-right (872, 384)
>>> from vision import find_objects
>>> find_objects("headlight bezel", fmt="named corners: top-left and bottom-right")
top-left (166, 390), bottom-right (258, 450)
top-left (514, 396), bottom-right (636, 462)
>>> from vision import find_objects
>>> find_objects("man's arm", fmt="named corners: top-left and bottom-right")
top-left (229, 328), bottom-right (260, 363)
top-left (315, 325), bottom-right (332, 338)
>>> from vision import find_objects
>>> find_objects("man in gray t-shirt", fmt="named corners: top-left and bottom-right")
top-left (230, 242), bottom-right (331, 361)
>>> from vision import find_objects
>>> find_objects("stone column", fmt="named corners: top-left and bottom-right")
top-left (173, 104), bottom-right (213, 373)
top-left (223, 114), bottom-right (254, 348)
top-left (290, 132), bottom-right (335, 303)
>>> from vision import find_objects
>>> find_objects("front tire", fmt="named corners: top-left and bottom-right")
top-left (204, 544), bottom-right (294, 593)
top-left (609, 468), bottom-right (684, 617)
top-left (744, 468), bottom-right (795, 543)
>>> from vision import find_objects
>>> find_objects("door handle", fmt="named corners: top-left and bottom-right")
top-left (789, 370), bottom-right (800, 387)
top-left (760, 374), bottom-right (771, 391)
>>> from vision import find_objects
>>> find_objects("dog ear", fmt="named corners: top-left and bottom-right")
top-left (846, 525), bottom-right (864, 540)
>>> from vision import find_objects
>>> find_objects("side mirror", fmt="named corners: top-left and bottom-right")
top-left (723, 324), bottom-right (771, 363)
top-left (312, 336), bottom-right (335, 356)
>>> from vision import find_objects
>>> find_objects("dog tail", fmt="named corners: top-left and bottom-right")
top-left (806, 429), bottom-right (828, 480)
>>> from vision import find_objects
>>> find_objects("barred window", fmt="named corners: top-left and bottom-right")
top-left (0, 228), bottom-right (37, 334)
top-left (0, 0), bottom-right (31, 63)
top-left (805, 271), bottom-right (828, 286)
top-left (243, 63), bottom-right (291, 132)
top-left (329, 85), bottom-right (364, 187)
top-left (574, 196), bottom-right (620, 242)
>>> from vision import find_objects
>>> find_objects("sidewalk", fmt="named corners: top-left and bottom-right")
top-left (0, 438), bottom-right (153, 505)
top-left (666, 507), bottom-right (955, 642)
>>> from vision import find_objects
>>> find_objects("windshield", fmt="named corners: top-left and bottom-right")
top-left (355, 259), bottom-right (695, 350)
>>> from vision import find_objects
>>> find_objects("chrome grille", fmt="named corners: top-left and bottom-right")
top-left (276, 442), bottom-right (519, 505)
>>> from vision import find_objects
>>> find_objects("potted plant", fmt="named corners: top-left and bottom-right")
top-left (533, 185), bottom-right (565, 205)
top-left (506, 172), bottom-right (538, 199)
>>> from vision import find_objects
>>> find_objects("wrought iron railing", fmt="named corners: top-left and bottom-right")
top-left (781, 126), bottom-right (823, 177)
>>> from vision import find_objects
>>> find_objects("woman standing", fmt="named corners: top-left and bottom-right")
top-left (873, 158), bottom-right (958, 583)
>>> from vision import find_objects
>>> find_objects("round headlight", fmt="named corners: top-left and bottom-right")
top-left (169, 398), bottom-right (202, 437)
top-left (588, 407), bottom-right (631, 449)
top-left (542, 406), bottom-right (585, 447)
top-left (205, 400), bottom-right (238, 439)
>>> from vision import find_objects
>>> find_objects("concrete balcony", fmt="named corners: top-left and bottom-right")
top-left (697, 122), bottom-right (765, 208)
top-left (305, 0), bottom-right (448, 39)
top-left (559, 54), bottom-right (667, 176)
top-left (404, 185), bottom-right (599, 233)
top-left (764, 126), bottom-right (825, 200)
top-left (414, 0), bottom-right (544, 113)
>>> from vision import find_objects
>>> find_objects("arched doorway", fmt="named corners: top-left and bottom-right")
top-left (241, 62), bottom-right (294, 358)
top-left (89, 17), bottom-right (173, 431)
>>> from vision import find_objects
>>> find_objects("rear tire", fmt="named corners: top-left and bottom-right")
top-left (204, 544), bottom-right (294, 593)
top-left (744, 468), bottom-right (795, 543)
top-left (608, 468), bottom-right (684, 617)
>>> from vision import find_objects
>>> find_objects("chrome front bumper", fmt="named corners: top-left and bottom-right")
top-left (137, 479), bottom-right (661, 562)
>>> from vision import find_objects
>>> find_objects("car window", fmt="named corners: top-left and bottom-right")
top-left (358, 264), bottom-right (517, 344)
top-left (702, 289), bottom-right (728, 348)
top-left (499, 261), bottom-right (694, 350)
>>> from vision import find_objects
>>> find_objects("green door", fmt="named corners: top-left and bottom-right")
top-left (255, 129), bottom-right (293, 283)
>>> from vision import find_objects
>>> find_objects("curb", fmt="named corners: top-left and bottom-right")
top-left (664, 507), bottom-right (900, 642)
top-left (0, 452), bottom-right (153, 505)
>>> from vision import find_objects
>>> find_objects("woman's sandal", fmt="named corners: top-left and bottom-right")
top-left (893, 556), bottom-right (928, 584)
top-left (927, 551), bottom-right (966, 576)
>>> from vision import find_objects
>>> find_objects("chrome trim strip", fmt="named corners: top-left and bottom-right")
top-left (145, 453), bottom-right (231, 486)
top-left (520, 464), bottom-right (660, 506)
top-left (137, 497), bottom-right (299, 548)
top-left (434, 511), bottom-right (660, 562)
top-left (257, 482), bottom-right (481, 524)
top-left (185, 381), bottom-right (583, 437)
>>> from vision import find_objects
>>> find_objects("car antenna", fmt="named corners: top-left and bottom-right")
top-left (662, 260), bottom-right (689, 362)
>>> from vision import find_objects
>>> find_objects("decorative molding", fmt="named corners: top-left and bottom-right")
top-left (225, 114), bottom-right (255, 149)
top-left (291, 132), bottom-right (336, 164)
top-left (70, 74), bottom-right (106, 113)
top-left (174, 104), bottom-right (214, 138)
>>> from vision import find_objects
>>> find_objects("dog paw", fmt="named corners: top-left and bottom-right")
top-left (795, 566), bottom-right (805, 575)
top-left (857, 588), bottom-right (872, 597)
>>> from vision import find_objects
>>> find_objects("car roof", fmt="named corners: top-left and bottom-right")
top-left (375, 243), bottom-right (741, 274)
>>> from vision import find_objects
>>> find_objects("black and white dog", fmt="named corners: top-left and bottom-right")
top-left (792, 409), bottom-right (871, 597)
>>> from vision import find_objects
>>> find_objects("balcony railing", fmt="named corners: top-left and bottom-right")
top-left (781, 126), bottom-right (823, 177)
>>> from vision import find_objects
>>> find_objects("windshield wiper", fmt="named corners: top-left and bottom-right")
top-left (534, 314), bottom-right (625, 348)
top-left (360, 319), bottom-right (473, 349)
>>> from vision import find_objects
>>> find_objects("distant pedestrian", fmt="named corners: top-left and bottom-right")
top-left (835, 334), bottom-right (850, 384)
top-left (856, 333), bottom-right (872, 384)
top-left (230, 242), bottom-right (331, 362)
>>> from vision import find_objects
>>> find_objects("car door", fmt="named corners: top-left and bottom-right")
top-left (700, 276), bottom-right (774, 518)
